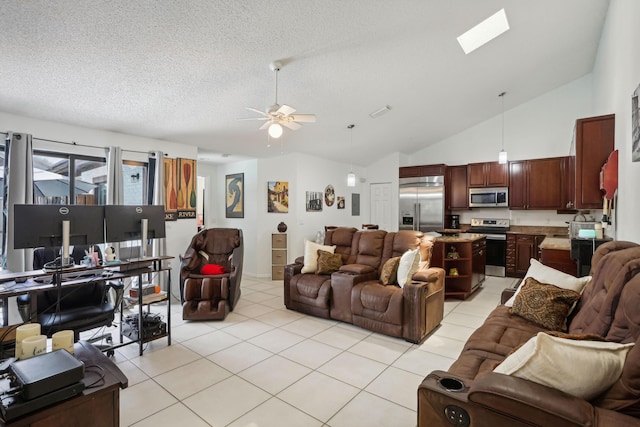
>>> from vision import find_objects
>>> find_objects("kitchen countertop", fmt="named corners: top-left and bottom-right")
top-left (435, 233), bottom-right (486, 243)
top-left (538, 237), bottom-right (571, 250)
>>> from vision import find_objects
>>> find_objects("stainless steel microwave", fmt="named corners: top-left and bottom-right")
top-left (469, 187), bottom-right (509, 208)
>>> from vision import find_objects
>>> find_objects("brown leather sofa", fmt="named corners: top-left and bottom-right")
top-left (179, 228), bottom-right (243, 320)
top-left (418, 241), bottom-right (640, 427)
top-left (284, 227), bottom-right (445, 343)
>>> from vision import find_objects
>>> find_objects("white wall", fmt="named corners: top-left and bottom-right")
top-left (410, 75), bottom-right (594, 166)
top-left (0, 111), bottom-right (199, 295)
top-left (197, 152), bottom-right (368, 277)
top-left (590, 0), bottom-right (640, 242)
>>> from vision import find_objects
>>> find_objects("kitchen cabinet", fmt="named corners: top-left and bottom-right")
top-left (447, 165), bottom-right (468, 209)
top-left (509, 156), bottom-right (573, 210)
top-left (573, 114), bottom-right (615, 209)
top-left (506, 233), bottom-right (545, 277)
top-left (467, 161), bottom-right (508, 188)
top-left (432, 236), bottom-right (485, 299)
top-left (399, 164), bottom-right (447, 178)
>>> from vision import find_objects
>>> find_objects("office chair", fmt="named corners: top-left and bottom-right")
top-left (17, 246), bottom-right (123, 354)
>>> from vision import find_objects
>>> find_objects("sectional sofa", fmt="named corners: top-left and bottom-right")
top-left (419, 240), bottom-right (640, 426)
top-left (284, 227), bottom-right (445, 343)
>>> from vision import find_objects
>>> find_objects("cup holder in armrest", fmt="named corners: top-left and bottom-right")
top-left (438, 377), bottom-right (465, 392)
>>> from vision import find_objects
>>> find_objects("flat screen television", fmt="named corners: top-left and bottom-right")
top-left (13, 204), bottom-right (106, 268)
top-left (104, 205), bottom-right (166, 257)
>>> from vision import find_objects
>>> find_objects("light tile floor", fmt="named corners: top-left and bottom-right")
top-left (100, 275), bottom-right (518, 426)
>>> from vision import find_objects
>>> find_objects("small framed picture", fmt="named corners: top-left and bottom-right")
top-left (337, 196), bottom-right (345, 209)
top-left (225, 173), bottom-right (244, 218)
top-left (306, 191), bottom-right (323, 212)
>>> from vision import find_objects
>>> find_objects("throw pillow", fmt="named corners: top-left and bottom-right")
top-left (510, 278), bottom-right (581, 331)
top-left (494, 332), bottom-right (634, 400)
top-left (380, 257), bottom-right (401, 285)
top-left (301, 240), bottom-right (336, 274)
top-left (397, 249), bottom-right (420, 287)
top-left (316, 250), bottom-right (343, 275)
top-left (505, 259), bottom-right (591, 308)
top-left (201, 264), bottom-right (226, 275)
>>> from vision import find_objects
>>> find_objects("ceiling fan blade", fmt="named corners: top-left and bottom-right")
top-left (277, 104), bottom-right (296, 116)
top-left (282, 121), bottom-right (302, 130)
top-left (245, 106), bottom-right (269, 117)
top-left (259, 121), bottom-right (272, 130)
top-left (290, 114), bottom-right (316, 123)
top-left (238, 117), bottom-right (269, 121)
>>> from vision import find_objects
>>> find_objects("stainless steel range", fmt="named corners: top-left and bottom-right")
top-left (469, 218), bottom-right (510, 277)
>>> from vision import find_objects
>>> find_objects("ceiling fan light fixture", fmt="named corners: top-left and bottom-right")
top-left (268, 123), bottom-right (283, 138)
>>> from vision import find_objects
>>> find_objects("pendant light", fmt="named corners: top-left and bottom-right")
top-left (498, 91), bottom-right (508, 164)
top-left (347, 124), bottom-right (356, 187)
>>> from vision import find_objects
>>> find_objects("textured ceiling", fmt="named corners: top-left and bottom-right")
top-left (0, 1), bottom-right (609, 165)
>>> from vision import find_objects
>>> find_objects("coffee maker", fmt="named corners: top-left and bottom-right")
top-left (450, 215), bottom-right (460, 229)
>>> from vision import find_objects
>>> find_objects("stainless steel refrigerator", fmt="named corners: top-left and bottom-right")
top-left (399, 176), bottom-right (445, 232)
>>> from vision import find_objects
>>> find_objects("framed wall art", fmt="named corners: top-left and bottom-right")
top-left (306, 191), bottom-right (323, 212)
top-left (268, 181), bottom-right (289, 213)
top-left (324, 184), bottom-right (335, 207)
top-left (163, 157), bottom-right (177, 221)
top-left (177, 158), bottom-right (197, 219)
top-left (337, 196), bottom-right (345, 209)
top-left (226, 173), bottom-right (244, 218)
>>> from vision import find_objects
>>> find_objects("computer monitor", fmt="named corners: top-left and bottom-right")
top-left (13, 204), bottom-right (106, 268)
top-left (104, 205), bottom-right (165, 257)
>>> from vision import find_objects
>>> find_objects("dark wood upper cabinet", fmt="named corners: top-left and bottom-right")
top-left (399, 164), bottom-right (447, 178)
top-left (509, 156), bottom-right (573, 210)
top-left (574, 114), bottom-right (615, 209)
top-left (468, 162), bottom-right (508, 187)
top-left (508, 160), bottom-right (527, 209)
top-left (447, 165), bottom-right (468, 209)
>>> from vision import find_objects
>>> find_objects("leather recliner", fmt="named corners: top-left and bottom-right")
top-left (179, 228), bottom-right (243, 320)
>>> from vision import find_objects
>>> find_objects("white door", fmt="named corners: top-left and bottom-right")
top-left (370, 183), bottom-right (393, 231)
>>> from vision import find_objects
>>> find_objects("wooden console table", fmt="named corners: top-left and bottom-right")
top-left (0, 341), bottom-right (128, 427)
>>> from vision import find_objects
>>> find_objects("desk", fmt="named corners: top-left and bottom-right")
top-left (0, 341), bottom-right (128, 427)
top-left (0, 256), bottom-right (173, 357)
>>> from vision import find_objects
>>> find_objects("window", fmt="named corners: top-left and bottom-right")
top-left (33, 151), bottom-right (107, 205)
top-left (0, 146), bottom-right (5, 263)
top-left (122, 161), bottom-right (148, 205)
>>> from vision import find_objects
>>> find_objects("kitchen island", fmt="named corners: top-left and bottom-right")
top-left (538, 236), bottom-right (576, 276)
top-left (431, 233), bottom-right (486, 299)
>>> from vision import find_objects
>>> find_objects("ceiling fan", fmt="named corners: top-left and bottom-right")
top-left (241, 61), bottom-right (316, 138)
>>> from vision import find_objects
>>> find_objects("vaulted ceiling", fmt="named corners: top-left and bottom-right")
top-left (0, 1), bottom-right (609, 165)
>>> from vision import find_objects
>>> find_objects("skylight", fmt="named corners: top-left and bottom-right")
top-left (457, 9), bottom-right (510, 55)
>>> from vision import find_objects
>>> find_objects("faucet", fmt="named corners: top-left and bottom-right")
top-left (572, 212), bottom-right (587, 222)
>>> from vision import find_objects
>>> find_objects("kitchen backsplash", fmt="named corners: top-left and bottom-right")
top-left (453, 208), bottom-right (602, 227)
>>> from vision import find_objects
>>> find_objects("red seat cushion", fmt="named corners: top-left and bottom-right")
top-left (201, 264), bottom-right (226, 275)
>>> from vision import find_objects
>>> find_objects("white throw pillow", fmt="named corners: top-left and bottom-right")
top-left (505, 259), bottom-right (591, 307)
top-left (494, 332), bottom-right (633, 400)
top-left (301, 240), bottom-right (336, 274)
top-left (397, 248), bottom-right (420, 287)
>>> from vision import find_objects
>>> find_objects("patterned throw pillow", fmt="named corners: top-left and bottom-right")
top-left (316, 250), bottom-right (343, 275)
top-left (510, 277), bottom-right (581, 331)
top-left (380, 257), bottom-right (401, 285)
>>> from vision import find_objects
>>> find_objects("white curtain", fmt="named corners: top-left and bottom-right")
top-left (149, 151), bottom-right (165, 258)
top-left (106, 146), bottom-right (123, 205)
top-left (149, 151), bottom-right (167, 291)
top-left (3, 132), bottom-right (34, 273)
top-left (3, 132), bottom-right (34, 324)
